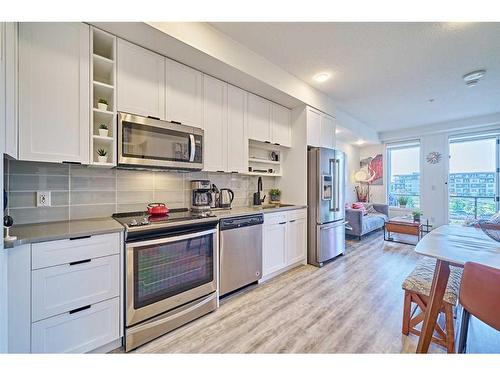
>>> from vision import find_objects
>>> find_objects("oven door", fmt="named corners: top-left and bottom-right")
top-left (126, 228), bottom-right (217, 327)
top-left (118, 112), bottom-right (203, 170)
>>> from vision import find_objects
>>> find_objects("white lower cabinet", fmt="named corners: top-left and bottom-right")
top-left (7, 232), bottom-right (123, 353)
top-left (31, 297), bottom-right (120, 354)
top-left (262, 209), bottom-right (307, 279)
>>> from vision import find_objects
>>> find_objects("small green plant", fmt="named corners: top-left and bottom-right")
top-left (99, 123), bottom-right (108, 130)
top-left (412, 209), bottom-right (423, 222)
top-left (269, 188), bottom-right (281, 196)
top-left (97, 148), bottom-right (107, 156)
top-left (398, 196), bottom-right (409, 206)
top-left (98, 98), bottom-right (108, 105)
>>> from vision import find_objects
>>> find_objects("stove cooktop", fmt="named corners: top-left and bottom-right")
top-left (112, 208), bottom-right (217, 230)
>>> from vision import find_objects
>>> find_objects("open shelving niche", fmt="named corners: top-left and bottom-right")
top-left (90, 27), bottom-right (117, 167)
top-left (246, 140), bottom-right (284, 177)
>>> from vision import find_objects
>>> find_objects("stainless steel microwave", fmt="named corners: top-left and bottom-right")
top-left (118, 112), bottom-right (203, 171)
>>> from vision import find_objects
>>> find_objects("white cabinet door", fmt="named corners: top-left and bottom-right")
top-left (117, 39), bottom-right (165, 119)
top-left (263, 222), bottom-right (287, 276)
top-left (3, 23), bottom-right (18, 159)
top-left (31, 297), bottom-right (120, 354)
top-left (286, 218), bottom-right (307, 265)
top-left (227, 84), bottom-right (248, 173)
top-left (320, 113), bottom-right (335, 149)
top-left (18, 23), bottom-right (90, 164)
top-left (306, 107), bottom-right (321, 147)
top-left (165, 58), bottom-right (203, 127)
top-left (202, 75), bottom-right (227, 172)
top-left (271, 103), bottom-right (291, 147)
top-left (247, 93), bottom-right (271, 143)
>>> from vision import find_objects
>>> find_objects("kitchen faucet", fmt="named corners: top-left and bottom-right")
top-left (253, 177), bottom-right (266, 205)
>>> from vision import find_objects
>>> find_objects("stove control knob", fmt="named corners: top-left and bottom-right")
top-left (130, 219), bottom-right (138, 227)
top-left (141, 218), bottom-right (149, 225)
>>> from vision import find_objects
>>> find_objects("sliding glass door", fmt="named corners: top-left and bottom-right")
top-left (448, 135), bottom-right (499, 224)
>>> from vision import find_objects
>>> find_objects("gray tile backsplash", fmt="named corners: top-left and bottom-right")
top-left (4, 159), bottom-right (277, 225)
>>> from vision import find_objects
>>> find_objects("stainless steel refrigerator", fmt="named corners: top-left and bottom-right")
top-left (307, 147), bottom-right (346, 267)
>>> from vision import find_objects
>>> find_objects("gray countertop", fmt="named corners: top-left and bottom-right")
top-left (3, 204), bottom-right (306, 248)
top-left (4, 217), bottom-right (124, 249)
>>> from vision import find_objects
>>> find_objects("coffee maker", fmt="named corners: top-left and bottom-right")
top-left (191, 180), bottom-right (212, 213)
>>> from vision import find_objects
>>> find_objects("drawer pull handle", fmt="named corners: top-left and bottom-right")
top-left (69, 305), bottom-right (91, 315)
top-left (289, 219), bottom-right (296, 223)
top-left (69, 235), bottom-right (91, 241)
top-left (69, 259), bottom-right (91, 266)
top-left (279, 221), bottom-right (287, 225)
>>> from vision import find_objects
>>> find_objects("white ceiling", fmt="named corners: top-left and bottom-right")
top-left (209, 22), bottom-right (500, 132)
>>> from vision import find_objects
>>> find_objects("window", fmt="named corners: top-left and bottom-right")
top-left (386, 141), bottom-right (420, 208)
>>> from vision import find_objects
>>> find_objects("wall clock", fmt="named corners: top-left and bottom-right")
top-left (426, 151), bottom-right (442, 164)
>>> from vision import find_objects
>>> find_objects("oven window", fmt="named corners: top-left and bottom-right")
top-left (133, 233), bottom-right (213, 309)
top-left (122, 121), bottom-right (202, 163)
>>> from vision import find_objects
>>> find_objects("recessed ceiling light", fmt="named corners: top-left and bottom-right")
top-left (313, 72), bottom-right (331, 83)
top-left (355, 139), bottom-right (365, 145)
top-left (463, 69), bottom-right (486, 87)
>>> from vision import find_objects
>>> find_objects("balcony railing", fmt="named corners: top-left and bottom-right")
top-left (449, 195), bottom-right (497, 224)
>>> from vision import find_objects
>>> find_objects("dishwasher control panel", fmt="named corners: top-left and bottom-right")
top-left (220, 214), bottom-right (264, 230)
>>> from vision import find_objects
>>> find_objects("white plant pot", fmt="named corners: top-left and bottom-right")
top-left (97, 155), bottom-right (108, 164)
top-left (97, 103), bottom-right (108, 111)
top-left (98, 129), bottom-right (109, 137)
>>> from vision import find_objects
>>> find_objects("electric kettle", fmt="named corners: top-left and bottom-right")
top-left (219, 188), bottom-right (234, 209)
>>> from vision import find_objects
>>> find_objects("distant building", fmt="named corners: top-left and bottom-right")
top-left (448, 172), bottom-right (495, 197)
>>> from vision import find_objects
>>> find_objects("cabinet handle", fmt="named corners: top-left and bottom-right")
top-left (279, 221), bottom-right (287, 225)
top-left (171, 120), bottom-right (182, 125)
top-left (147, 116), bottom-right (160, 120)
top-left (289, 219), bottom-right (296, 223)
top-left (69, 235), bottom-right (91, 241)
top-left (69, 259), bottom-right (91, 266)
top-left (63, 161), bottom-right (82, 165)
top-left (274, 143), bottom-right (281, 146)
top-left (216, 170), bottom-right (225, 173)
top-left (265, 141), bottom-right (271, 144)
top-left (69, 305), bottom-right (91, 315)
top-left (231, 171), bottom-right (239, 174)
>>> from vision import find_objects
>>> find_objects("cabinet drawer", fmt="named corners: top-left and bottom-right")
top-left (287, 208), bottom-right (307, 221)
top-left (264, 212), bottom-right (287, 225)
top-left (32, 232), bottom-right (120, 270)
top-left (32, 255), bottom-right (120, 322)
top-left (31, 297), bottom-right (120, 353)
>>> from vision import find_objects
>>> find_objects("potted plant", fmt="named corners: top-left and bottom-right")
top-left (98, 124), bottom-right (109, 137)
top-left (269, 188), bottom-right (281, 203)
top-left (412, 209), bottom-right (422, 223)
top-left (97, 98), bottom-right (108, 111)
top-left (97, 148), bottom-right (108, 163)
top-left (398, 196), bottom-right (409, 208)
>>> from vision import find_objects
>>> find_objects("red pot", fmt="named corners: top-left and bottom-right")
top-left (147, 203), bottom-right (169, 216)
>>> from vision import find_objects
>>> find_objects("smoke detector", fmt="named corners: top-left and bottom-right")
top-left (463, 70), bottom-right (486, 87)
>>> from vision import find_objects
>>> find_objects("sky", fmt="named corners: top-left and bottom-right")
top-left (390, 138), bottom-right (497, 177)
top-left (449, 138), bottom-right (496, 173)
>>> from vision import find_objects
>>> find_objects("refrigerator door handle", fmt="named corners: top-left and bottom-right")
top-left (328, 158), bottom-right (340, 212)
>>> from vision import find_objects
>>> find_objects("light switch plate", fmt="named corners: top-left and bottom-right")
top-left (36, 191), bottom-right (51, 207)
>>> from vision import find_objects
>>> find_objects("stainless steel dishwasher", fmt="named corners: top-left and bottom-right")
top-left (219, 214), bottom-right (264, 296)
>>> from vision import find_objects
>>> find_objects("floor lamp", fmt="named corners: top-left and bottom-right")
top-left (354, 170), bottom-right (370, 202)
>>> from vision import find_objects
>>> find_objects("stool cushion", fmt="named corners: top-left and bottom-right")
top-left (402, 257), bottom-right (463, 305)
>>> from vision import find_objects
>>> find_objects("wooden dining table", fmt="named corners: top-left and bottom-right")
top-left (414, 224), bottom-right (500, 353)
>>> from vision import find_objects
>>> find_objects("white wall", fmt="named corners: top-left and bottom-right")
top-left (336, 139), bottom-right (360, 204)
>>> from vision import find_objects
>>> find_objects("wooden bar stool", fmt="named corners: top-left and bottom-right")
top-left (457, 262), bottom-right (500, 353)
top-left (402, 257), bottom-right (463, 353)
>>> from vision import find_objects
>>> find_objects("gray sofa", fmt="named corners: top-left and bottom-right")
top-left (345, 203), bottom-right (389, 240)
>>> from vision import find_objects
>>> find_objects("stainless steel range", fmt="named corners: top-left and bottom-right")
top-left (113, 208), bottom-right (219, 352)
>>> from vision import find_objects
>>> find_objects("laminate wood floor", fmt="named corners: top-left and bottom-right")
top-left (131, 230), bottom-right (447, 353)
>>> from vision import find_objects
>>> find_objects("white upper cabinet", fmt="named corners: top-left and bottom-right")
top-left (165, 59), bottom-right (203, 128)
top-left (247, 93), bottom-right (271, 143)
top-left (306, 107), bottom-right (335, 149)
top-left (271, 103), bottom-right (291, 147)
top-left (117, 39), bottom-right (165, 119)
top-left (18, 23), bottom-right (90, 164)
top-left (320, 113), bottom-right (335, 149)
top-left (227, 84), bottom-right (248, 173)
top-left (2, 23), bottom-right (18, 159)
top-left (306, 107), bottom-right (322, 147)
top-left (202, 75), bottom-right (227, 172)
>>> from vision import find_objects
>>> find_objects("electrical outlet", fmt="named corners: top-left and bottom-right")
top-left (37, 191), bottom-right (51, 207)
